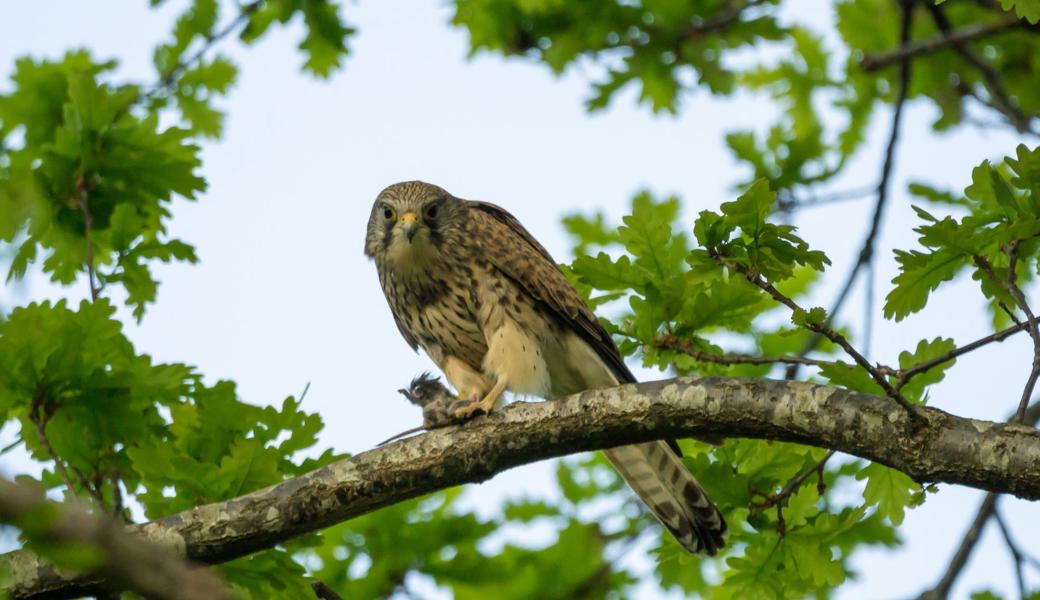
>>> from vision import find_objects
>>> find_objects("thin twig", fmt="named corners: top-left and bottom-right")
top-left (653, 334), bottom-right (834, 369)
top-left (776, 185), bottom-right (877, 212)
top-left (111, 1), bottom-right (262, 124)
top-left (150, 1), bottom-right (261, 99)
top-left (680, 0), bottom-right (770, 38)
top-left (712, 251), bottom-right (921, 418)
top-left (72, 176), bottom-right (98, 302)
top-left (896, 316), bottom-right (1039, 389)
top-left (915, 398), bottom-right (1040, 599)
top-left (975, 256), bottom-right (1040, 423)
top-left (993, 509), bottom-right (1028, 599)
top-left (787, 1), bottom-right (914, 379)
top-left (751, 450), bottom-right (836, 518)
top-left (864, 260), bottom-right (876, 357)
top-left (918, 493), bottom-right (999, 600)
top-left (861, 14), bottom-right (1027, 71)
top-left (928, 4), bottom-right (1036, 133)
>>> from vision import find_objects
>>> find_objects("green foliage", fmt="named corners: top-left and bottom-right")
top-left (306, 460), bottom-right (640, 599)
top-left (0, 299), bottom-right (340, 594)
top-left (999, 0), bottom-right (1040, 23)
top-left (885, 145), bottom-right (1040, 325)
top-left (452, 0), bottom-right (785, 113)
top-left (3, 2), bottom-right (1039, 598)
top-left (241, 0), bottom-right (355, 77)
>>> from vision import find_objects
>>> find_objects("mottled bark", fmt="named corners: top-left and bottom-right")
top-left (5, 377), bottom-right (1040, 599)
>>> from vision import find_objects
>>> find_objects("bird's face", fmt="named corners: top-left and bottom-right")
top-left (365, 181), bottom-right (462, 270)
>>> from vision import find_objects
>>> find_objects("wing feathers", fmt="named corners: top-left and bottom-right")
top-left (605, 442), bottom-right (726, 556)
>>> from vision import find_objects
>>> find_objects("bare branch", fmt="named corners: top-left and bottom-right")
top-left (0, 478), bottom-right (231, 600)
top-left (917, 492), bottom-right (999, 600)
top-left (897, 316), bottom-right (1040, 390)
top-left (928, 5), bottom-right (1037, 133)
top-left (975, 256), bottom-right (1040, 423)
top-left (788, 0), bottom-right (914, 378)
top-left (993, 508), bottom-right (1029, 599)
top-left (653, 333), bottom-right (835, 369)
top-left (915, 399), bottom-right (1040, 600)
top-left (5, 377), bottom-right (1040, 600)
top-left (752, 449), bottom-right (836, 534)
top-left (861, 14), bottom-right (1028, 71)
top-left (710, 251), bottom-right (920, 419)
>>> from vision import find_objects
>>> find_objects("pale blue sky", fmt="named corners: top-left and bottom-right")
top-left (1, 1), bottom-right (1037, 598)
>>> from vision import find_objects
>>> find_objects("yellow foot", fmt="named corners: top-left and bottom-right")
top-left (450, 378), bottom-right (507, 420)
top-left (450, 395), bottom-right (494, 419)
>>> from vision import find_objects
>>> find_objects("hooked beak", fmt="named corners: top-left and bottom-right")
top-left (399, 212), bottom-right (419, 242)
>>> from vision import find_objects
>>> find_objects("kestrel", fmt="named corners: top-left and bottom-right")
top-left (365, 181), bottom-right (726, 555)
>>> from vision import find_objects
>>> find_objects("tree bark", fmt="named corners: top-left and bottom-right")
top-left (5, 376), bottom-right (1040, 600)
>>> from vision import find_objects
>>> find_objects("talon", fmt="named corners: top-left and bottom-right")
top-left (451, 377), bottom-right (507, 421)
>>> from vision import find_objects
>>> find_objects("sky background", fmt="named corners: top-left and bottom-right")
top-left (1, 1), bottom-right (1038, 598)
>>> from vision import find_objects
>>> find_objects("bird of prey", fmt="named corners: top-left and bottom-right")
top-left (364, 181), bottom-right (726, 555)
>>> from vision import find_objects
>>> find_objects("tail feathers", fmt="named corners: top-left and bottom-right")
top-left (604, 441), bottom-right (726, 555)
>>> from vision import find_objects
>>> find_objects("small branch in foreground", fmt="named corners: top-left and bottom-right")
top-left (975, 256), bottom-right (1040, 423)
top-left (0, 478), bottom-right (232, 600)
top-left (653, 334), bottom-right (834, 370)
top-left (896, 315), bottom-right (1039, 390)
top-left (711, 251), bottom-right (920, 419)
top-left (861, 13), bottom-right (1026, 71)
top-left (751, 450), bottom-right (836, 534)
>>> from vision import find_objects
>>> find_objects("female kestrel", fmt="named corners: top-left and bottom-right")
top-left (365, 181), bottom-right (726, 555)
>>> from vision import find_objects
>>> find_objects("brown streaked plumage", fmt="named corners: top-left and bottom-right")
top-left (365, 181), bottom-right (726, 555)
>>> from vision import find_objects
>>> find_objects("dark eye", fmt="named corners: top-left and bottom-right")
top-left (424, 204), bottom-right (439, 220)
top-left (383, 206), bottom-right (395, 220)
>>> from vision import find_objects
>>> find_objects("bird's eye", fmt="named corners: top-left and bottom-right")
top-left (383, 206), bottom-right (395, 221)
top-left (424, 204), bottom-right (439, 220)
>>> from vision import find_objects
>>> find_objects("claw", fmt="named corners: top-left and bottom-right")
top-left (450, 377), bottom-right (507, 420)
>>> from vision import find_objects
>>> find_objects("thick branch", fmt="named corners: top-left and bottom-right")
top-left (5, 377), bottom-right (1040, 599)
top-left (0, 479), bottom-right (231, 600)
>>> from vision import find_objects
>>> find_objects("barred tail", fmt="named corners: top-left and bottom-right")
top-left (604, 441), bottom-right (726, 555)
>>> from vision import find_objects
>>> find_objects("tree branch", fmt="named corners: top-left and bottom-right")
top-left (787, 0), bottom-right (913, 378)
top-left (917, 492), bottom-right (999, 600)
top-left (861, 14), bottom-right (1028, 71)
top-left (897, 316), bottom-right (1039, 390)
top-left (975, 256), bottom-right (1040, 423)
top-left (4, 377), bottom-right (1040, 599)
top-left (653, 333), bottom-right (835, 369)
top-left (927, 5), bottom-right (1036, 133)
top-left (0, 479), bottom-right (231, 600)
top-left (915, 398), bottom-right (1040, 600)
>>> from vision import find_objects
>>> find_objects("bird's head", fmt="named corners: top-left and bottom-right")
top-left (364, 181), bottom-right (463, 268)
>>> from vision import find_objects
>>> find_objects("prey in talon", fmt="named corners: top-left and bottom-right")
top-left (397, 372), bottom-right (472, 429)
top-left (365, 181), bottom-right (727, 556)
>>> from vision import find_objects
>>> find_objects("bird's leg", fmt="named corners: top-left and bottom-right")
top-left (451, 376), bottom-right (506, 419)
